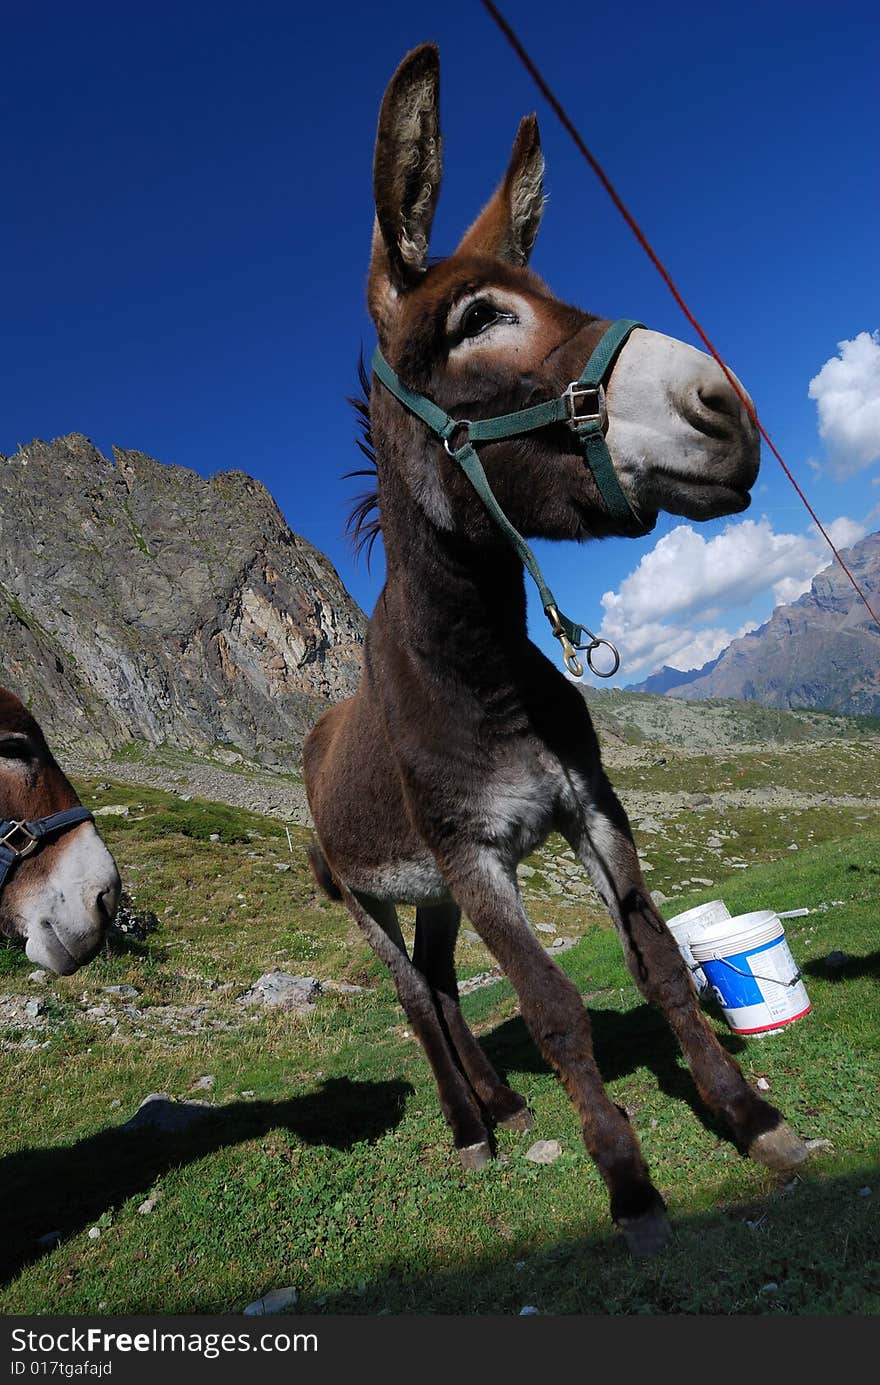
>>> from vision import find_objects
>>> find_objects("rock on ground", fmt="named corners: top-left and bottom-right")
top-left (525, 1139), bottom-right (562, 1164)
top-left (122, 1093), bottom-right (215, 1134)
top-left (243, 1287), bottom-right (299, 1316)
top-left (237, 972), bottom-right (321, 1012)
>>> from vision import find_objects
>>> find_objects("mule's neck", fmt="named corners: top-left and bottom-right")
top-left (376, 463), bottom-right (532, 693)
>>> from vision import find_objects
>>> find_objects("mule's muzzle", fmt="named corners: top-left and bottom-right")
top-left (29, 911), bottom-right (110, 975)
top-left (24, 857), bottom-right (122, 975)
top-left (27, 920), bottom-right (90, 975)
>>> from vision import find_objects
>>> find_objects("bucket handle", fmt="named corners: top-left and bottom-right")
top-left (709, 956), bottom-right (802, 989)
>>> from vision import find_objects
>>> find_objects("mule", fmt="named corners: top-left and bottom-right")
top-left (0, 687), bottom-right (121, 974)
top-left (304, 44), bottom-right (809, 1254)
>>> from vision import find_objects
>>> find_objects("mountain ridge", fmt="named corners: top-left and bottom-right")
top-left (0, 433), bottom-right (366, 766)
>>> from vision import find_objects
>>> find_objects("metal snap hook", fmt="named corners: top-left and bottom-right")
top-left (548, 605), bottom-right (622, 680)
top-left (562, 644), bottom-right (584, 678)
top-left (546, 605), bottom-right (585, 679)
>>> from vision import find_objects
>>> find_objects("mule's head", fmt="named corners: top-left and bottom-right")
top-left (367, 45), bottom-right (759, 544)
top-left (0, 688), bottom-right (121, 975)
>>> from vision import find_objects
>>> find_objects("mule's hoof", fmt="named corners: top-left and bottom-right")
top-left (618, 1209), bottom-right (672, 1258)
top-left (497, 1106), bottom-right (534, 1133)
top-left (458, 1140), bottom-right (492, 1170)
top-left (749, 1122), bottom-right (810, 1170)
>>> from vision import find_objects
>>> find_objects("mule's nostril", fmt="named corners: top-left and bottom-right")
top-left (697, 383), bottom-right (741, 421)
top-left (681, 379), bottom-right (746, 441)
top-left (97, 875), bottom-right (122, 925)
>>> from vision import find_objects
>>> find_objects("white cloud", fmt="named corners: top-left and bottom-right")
top-left (771, 574), bottom-right (812, 606)
top-left (808, 331), bottom-right (880, 477)
top-left (599, 515), bottom-right (866, 679)
top-left (600, 517), bottom-right (861, 630)
top-left (661, 620), bottom-right (761, 674)
top-left (768, 516), bottom-right (866, 605)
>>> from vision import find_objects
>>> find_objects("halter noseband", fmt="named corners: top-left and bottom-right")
top-left (0, 807), bottom-right (95, 899)
top-left (372, 318), bottom-right (652, 678)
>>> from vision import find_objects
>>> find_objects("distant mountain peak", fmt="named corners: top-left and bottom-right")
top-left (632, 531), bottom-right (880, 715)
top-left (631, 655), bottom-right (722, 695)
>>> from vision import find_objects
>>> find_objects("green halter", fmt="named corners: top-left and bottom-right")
top-left (371, 318), bottom-right (650, 678)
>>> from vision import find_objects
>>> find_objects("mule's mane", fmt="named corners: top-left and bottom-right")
top-left (344, 354), bottom-right (381, 567)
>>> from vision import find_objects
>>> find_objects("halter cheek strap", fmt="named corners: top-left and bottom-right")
top-left (0, 807), bottom-right (95, 896)
top-left (372, 318), bottom-right (652, 678)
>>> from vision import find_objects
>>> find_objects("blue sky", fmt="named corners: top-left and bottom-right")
top-left (2, 0), bottom-right (878, 682)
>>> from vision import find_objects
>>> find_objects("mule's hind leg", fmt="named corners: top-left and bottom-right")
top-left (414, 904), bottom-right (532, 1131)
top-left (342, 887), bottom-right (493, 1168)
top-left (563, 779), bottom-right (808, 1170)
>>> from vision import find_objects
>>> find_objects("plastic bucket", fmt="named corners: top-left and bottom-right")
top-left (690, 910), bottom-right (811, 1035)
top-left (665, 900), bottom-right (731, 994)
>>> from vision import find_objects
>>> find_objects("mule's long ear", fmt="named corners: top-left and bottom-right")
top-left (457, 115), bottom-right (544, 265)
top-left (368, 43), bottom-right (442, 332)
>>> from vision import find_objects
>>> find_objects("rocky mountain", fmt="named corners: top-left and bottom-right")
top-left (0, 434), bottom-right (366, 767)
top-left (632, 531), bottom-right (880, 716)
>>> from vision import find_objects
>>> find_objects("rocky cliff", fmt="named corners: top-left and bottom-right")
top-left (635, 531), bottom-right (880, 716)
top-left (0, 434), bottom-right (366, 766)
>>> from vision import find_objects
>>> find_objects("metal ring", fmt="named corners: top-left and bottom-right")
top-left (585, 638), bottom-right (621, 679)
top-left (443, 421), bottom-right (472, 456)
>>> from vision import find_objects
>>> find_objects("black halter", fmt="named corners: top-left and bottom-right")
top-left (0, 807), bottom-right (95, 899)
top-left (372, 318), bottom-right (651, 677)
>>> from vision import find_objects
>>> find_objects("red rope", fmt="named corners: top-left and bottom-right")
top-left (480, 0), bottom-right (880, 627)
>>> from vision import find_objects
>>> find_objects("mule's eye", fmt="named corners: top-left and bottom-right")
top-left (0, 737), bottom-right (32, 762)
top-left (459, 300), bottom-right (501, 339)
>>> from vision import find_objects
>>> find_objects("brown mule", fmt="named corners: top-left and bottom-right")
top-left (0, 686), bottom-right (120, 974)
top-left (304, 44), bottom-right (808, 1255)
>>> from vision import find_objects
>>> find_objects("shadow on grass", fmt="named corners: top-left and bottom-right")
top-left (802, 951), bottom-right (880, 983)
top-left (0, 1076), bottom-right (413, 1286)
top-left (479, 1001), bottom-right (748, 1143)
top-left (289, 1161), bottom-right (880, 1316)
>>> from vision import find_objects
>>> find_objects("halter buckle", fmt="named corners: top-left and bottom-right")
top-left (0, 821), bottom-right (40, 858)
top-left (563, 381), bottom-right (606, 430)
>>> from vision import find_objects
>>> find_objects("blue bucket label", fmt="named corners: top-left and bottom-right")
top-left (703, 951), bottom-right (764, 1009)
top-left (701, 934), bottom-right (810, 1030)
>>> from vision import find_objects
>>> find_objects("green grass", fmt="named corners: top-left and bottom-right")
top-left (0, 781), bottom-right (877, 1315)
top-left (589, 690), bottom-right (880, 746)
top-left (107, 739), bottom-right (306, 783)
top-left (612, 736), bottom-right (880, 796)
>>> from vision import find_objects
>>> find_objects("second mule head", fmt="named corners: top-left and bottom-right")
top-left (0, 688), bottom-right (121, 975)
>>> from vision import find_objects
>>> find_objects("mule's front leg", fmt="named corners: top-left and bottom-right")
top-left (565, 781), bottom-right (809, 1170)
top-left (448, 864), bottom-right (670, 1254)
top-left (340, 887), bottom-right (493, 1168)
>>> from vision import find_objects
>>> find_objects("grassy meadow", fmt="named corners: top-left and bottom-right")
top-left (0, 731), bottom-right (878, 1315)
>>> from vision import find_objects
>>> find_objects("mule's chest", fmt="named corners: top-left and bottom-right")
top-left (343, 745), bottom-right (581, 906)
top-left (475, 746), bottom-right (580, 863)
